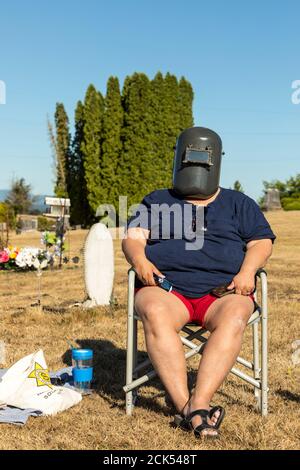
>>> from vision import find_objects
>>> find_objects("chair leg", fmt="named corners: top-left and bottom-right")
top-left (132, 315), bottom-right (139, 406)
top-left (260, 271), bottom-right (268, 417)
top-left (252, 321), bottom-right (261, 410)
top-left (261, 311), bottom-right (268, 416)
top-left (133, 314), bottom-right (138, 377)
top-left (126, 269), bottom-right (136, 416)
top-left (125, 312), bottom-right (134, 415)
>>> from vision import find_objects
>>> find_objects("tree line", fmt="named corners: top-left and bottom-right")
top-left (50, 72), bottom-right (194, 226)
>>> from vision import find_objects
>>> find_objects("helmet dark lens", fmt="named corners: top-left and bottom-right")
top-left (183, 149), bottom-right (212, 165)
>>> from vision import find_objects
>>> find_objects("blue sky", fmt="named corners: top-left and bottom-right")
top-left (0, 0), bottom-right (299, 201)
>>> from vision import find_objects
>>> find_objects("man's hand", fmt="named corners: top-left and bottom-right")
top-left (227, 269), bottom-right (256, 296)
top-left (133, 255), bottom-right (165, 286)
top-left (228, 239), bottom-right (273, 295)
top-left (122, 227), bottom-right (164, 286)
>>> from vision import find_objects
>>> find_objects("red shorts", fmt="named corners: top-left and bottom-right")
top-left (135, 287), bottom-right (255, 327)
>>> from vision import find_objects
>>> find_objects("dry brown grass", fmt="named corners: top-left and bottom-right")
top-left (0, 212), bottom-right (299, 450)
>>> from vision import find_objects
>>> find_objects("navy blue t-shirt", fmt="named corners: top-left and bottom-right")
top-left (127, 187), bottom-right (276, 297)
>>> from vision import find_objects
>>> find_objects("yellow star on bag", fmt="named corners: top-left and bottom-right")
top-left (27, 362), bottom-right (53, 389)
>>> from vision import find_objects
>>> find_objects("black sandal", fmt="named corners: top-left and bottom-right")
top-left (174, 405), bottom-right (225, 431)
top-left (174, 409), bottom-right (219, 439)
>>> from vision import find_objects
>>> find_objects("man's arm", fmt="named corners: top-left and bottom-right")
top-left (122, 227), bottom-right (164, 286)
top-left (227, 239), bottom-right (273, 295)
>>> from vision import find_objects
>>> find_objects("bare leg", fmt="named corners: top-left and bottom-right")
top-left (184, 294), bottom-right (254, 434)
top-left (135, 287), bottom-right (190, 412)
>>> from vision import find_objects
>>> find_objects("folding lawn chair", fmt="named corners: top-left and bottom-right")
top-left (124, 268), bottom-right (268, 417)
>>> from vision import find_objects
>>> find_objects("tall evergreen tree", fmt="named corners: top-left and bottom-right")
top-left (5, 178), bottom-right (33, 215)
top-left (120, 73), bottom-right (154, 209)
top-left (69, 101), bottom-right (91, 226)
top-left (53, 103), bottom-right (70, 198)
top-left (102, 77), bottom-right (123, 211)
top-left (178, 77), bottom-right (194, 130)
top-left (161, 73), bottom-right (181, 187)
top-left (81, 85), bottom-right (104, 215)
top-left (149, 72), bottom-right (169, 189)
top-left (149, 73), bottom-right (194, 190)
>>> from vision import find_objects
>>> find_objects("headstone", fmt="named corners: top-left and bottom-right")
top-left (83, 223), bottom-right (114, 307)
top-left (263, 188), bottom-right (282, 211)
top-left (18, 216), bottom-right (38, 232)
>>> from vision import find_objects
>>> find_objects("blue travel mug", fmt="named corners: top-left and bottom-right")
top-left (72, 349), bottom-right (93, 391)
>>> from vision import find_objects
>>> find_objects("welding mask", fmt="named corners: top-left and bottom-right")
top-left (172, 127), bottom-right (223, 199)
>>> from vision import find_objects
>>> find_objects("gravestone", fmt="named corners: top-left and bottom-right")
top-left (263, 188), bottom-right (282, 211)
top-left (18, 216), bottom-right (38, 232)
top-left (83, 223), bottom-right (114, 307)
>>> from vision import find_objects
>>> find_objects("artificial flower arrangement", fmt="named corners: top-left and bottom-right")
top-left (41, 231), bottom-right (67, 256)
top-left (0, 246), bottom-right (53, 272)
top-left (0, 232), bottom-right (72, 272)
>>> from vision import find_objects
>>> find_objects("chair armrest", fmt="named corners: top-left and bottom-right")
top-left (254, 269), bottom-right (268, 318)
top-left (256, 268), bottom-right (267, 277)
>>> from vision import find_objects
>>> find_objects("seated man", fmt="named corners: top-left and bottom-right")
top-left (122, 127), bottom-right (275, 439)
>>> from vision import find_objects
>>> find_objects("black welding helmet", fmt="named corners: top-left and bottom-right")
top-left (172, 127), bottom-right (223, 199)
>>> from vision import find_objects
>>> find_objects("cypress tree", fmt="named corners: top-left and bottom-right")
top-left (102, 76), bottom-right (123, 211)
top-left (120, 73), bottom-right (154, 208)
top-left (69, 101), bottom-right (91, 226)
top-left (149, 72), bottom-right (168, 189)
top-left (81, 85), bottom-right (104, 216)
top-left (54, 103), bottom-right (70, 198)
top-left (178, 76), bottom-right (194, 130)
top-left (160, 73), bottom-right (181, 187)
top-left (153, 74), bottom-right (194, 189)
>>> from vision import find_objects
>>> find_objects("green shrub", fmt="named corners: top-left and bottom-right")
top-left (0, 202), bottom-right (16, 229)
top-left (283, 201), bottom-right (300, 211)
top-left (38, 216), bottom-right (55, 231)
top-left (281, 197), bottom-right (295, 207)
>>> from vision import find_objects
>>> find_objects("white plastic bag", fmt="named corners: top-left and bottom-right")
top-left (0, 350), bottom-right (81, 415)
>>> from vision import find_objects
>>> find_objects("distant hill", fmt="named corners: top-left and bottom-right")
top-left (31, 195), bottom-right (48, 213)
top-left (0, 190), bottom-right (48, 213)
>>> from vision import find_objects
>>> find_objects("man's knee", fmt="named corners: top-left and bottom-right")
top-left (227, 311), bottom-right (249, 333)
top-left (136, 299), bottom-right (168, 327)
top-left (213, 301), bottom-right (252, 333)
